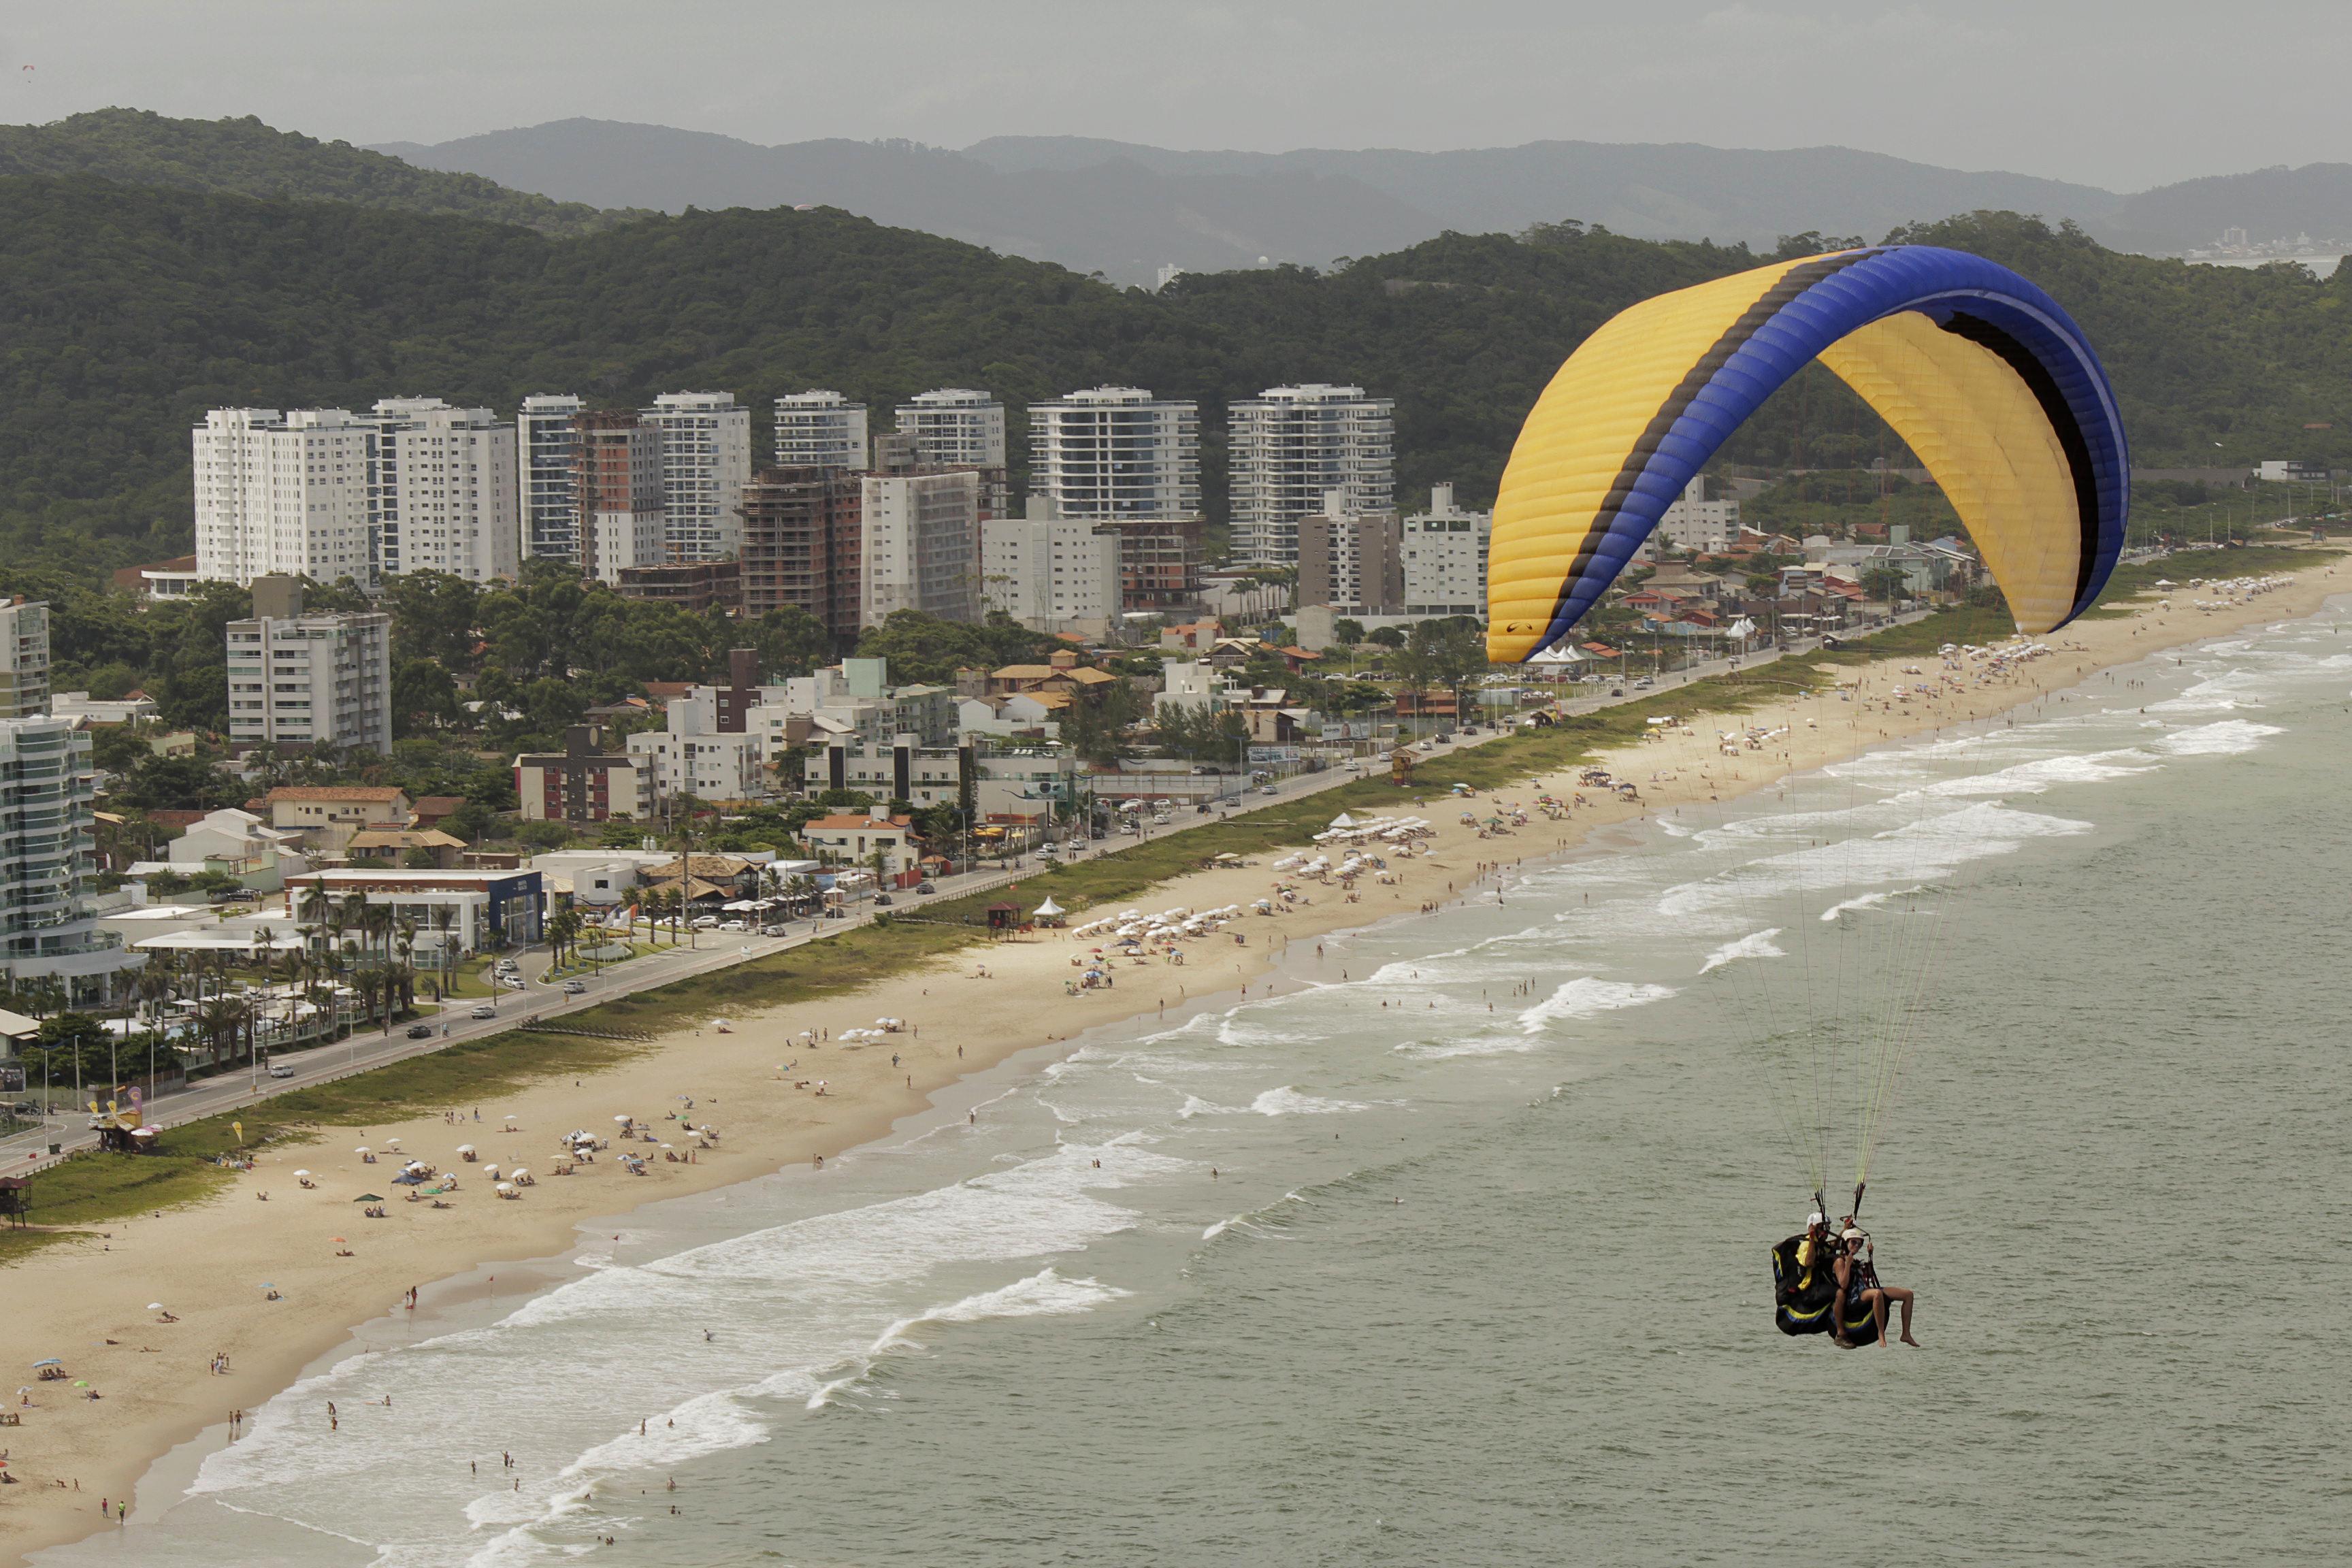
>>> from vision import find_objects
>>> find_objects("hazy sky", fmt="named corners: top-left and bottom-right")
top-left (5, 0), bottom-right (2347, 191)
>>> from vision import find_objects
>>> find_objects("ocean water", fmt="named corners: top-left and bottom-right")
top-left (61, 610), bottom-right (2352, 1567)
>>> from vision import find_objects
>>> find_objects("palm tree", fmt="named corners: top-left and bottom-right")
top-left (430, 906), bottom-right (457, 997)
top-left (337, 892), bottom-right (369, 955)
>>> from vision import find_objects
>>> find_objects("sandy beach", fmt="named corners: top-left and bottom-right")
top-left (2, 554), bottom-right (2340, 1563)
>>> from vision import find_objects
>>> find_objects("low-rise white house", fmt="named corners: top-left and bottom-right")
top-left (166, 808), bottom-right (311, 889)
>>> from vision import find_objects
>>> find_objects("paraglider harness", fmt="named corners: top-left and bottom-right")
top-left (1771, 1184), bottom-right (1865, 1340)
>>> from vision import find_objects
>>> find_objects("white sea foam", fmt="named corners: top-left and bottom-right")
top-left (1249, 1086), bottom-right (1370, 1115)
top-left (2151, 719), bottom-right (2285, 755)
top-left (1657, 802), bottom-right (2092, 919)
top-left (1820, 887), bottom-right (1925, 921)
top-left (1517, 977), bottom-right (1678, 1034)
top-left (873, 1267), bottom-right (1130, 1353)
top-left (1701, 929), bottom-right (1784, 973)
top-left (1911, 749), bottom-right (2159, 796)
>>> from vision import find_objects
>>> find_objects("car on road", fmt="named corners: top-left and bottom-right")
top-left (561, 979), bottom-right (587, 995)
top-left (267, 1063), bottom-right (297, 1078)
top-left (470, 1004), bottom-right (497, 1019)
top-left (718, 919), bottom-right (747, 932)
top-left (406, 1024), bottom-right (434, 1039)
top-left (691, 915), bottom-right (719, 930)
top-left (1260, 784), bottom-right (1277, 795)
top-left (503, 978), bottom-right (527, 990)
top-left (874, 893), bottom-right (894, 906)
top-left (917, 881), bottom-right (936, 894)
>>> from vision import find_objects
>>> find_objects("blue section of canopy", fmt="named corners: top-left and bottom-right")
top-left (1538, 246), bottom-right (2130, 653)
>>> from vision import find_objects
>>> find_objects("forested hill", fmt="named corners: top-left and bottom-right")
top-left (0, 110), bottom-right (634, 237)
top-left (6, 166), bottom-right (2352, 585)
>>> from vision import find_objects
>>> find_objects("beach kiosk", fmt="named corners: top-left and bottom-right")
top-left (1032, 896), bottom-right (1066, 929)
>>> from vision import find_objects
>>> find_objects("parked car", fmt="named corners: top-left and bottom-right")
top-left (267, 1062), bottom-right (298, 1078)
top-left (561, 979), bottom-right (587, 995)
top-left (406, 1024), bottom-right (434, 1040)
top-left (470, 1004), bottom-right (497, 1019)
top-left (690, 915), bottom-right (719, 930)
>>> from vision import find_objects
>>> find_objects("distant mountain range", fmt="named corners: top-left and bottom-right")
top-left (374, 119), bottom-right (2352, 284)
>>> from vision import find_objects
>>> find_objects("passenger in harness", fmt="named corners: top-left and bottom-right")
top-left (1831, 1225), bottom-right (1920, 1348)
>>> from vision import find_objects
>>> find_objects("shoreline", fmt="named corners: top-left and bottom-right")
top-left (5, 557), bottom-right (2342, 1565)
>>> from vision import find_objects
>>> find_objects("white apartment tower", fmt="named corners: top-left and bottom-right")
top-left (370, 399), bottom-right (519, 583)
top-left (192, 408), bottom-right (374, 587)
top-left (1402, 483), bottom-right (1492, 616)
top-left (1227, 383), bottom-right (1395, 566)
top-left (895, 389), bottom-right (1007, 470)
top-left (862, 470), bottom-right (983, 626)
top-left (1027, 387), bottom-right (1200, 521)
top-left (0, 600), bottom-right (51, 721)
top-left (981, 501), bottom-right (1123, 634)
top-left (1654, 476), bottom-right (1740, 555)
top-left (226, 578), bottom-right (393, 756)
top-left (517, 394), bottom-right (585, 564)
top-left (774, 391), bottom-right (870, 471)
top-left (642, 392), bottom-right (752, 562)
top-left (0, 715), bottom-right (138, 1004)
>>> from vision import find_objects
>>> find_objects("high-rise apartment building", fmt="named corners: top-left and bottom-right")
top-left (1401, 483), bottom-right (1492, 616)
top-left (572, 412), bottom-right (666, 584)
top-left (1027, 386), bottom-right (1200, 520)
top-left (1654, 476), bottom-right (1741, 555)
top-left (642, 392), bottom-right (751, 563)
top-left (774, 391), bottom-right (870, 471)
top-left (0, 600), bottom-right (52, 720)
top-left (738, 466), bottom-right (864, 641)
top-left (517, 394), bottom-right (585, 564)
top-left (895, 389), bottom-right (1006, 469)
top-left (1297, 491), bottom-right (1405, 617)
top-left (1227, 384), bottom-right (1395, 566)
top-left (0, 715), bottom-right (137, 1003)
top-left (370, 399), bottom-right (519, 583)
top-left (193, 408), bottom-right (374, 587)
top-left (225, 577), bottom-right (393, 756)
top-left (981, 501), bottom-right (1123, 634)
top-left (862, 470), bottom-right (982, 626)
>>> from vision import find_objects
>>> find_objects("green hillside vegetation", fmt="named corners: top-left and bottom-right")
top-left (5, 144), bottom-right (2352, 587)
top-left (0, 109), bottom-right (635, 235)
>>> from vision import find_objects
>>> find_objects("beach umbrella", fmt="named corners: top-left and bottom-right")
top-left (455, 1145), bottom-right (474, 1156)
top-left (73, 1381), bottom-right (88, 1388)
top-left (30, 1359), bottom-right (61, 1369)
top-left (613, 1115), bottom-right (630, 1124)
top-left (355, 1146), bottom-right (370, 1154)
top-left (353, 1194), bottom-right (384, 1203)
top-left (293, 1170), bottom-right (311, 1179)
top-left (330, 1237), bottom-right (345, 1243)
top-left (147, 1303), bottom-right (164, 1311)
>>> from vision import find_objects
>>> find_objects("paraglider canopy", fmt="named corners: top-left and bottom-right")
top-left (1488, 244), bottom-right (2129, 663)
